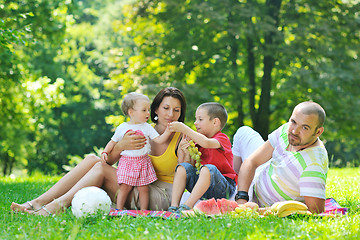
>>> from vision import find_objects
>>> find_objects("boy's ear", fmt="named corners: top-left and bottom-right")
top-left (213, 117), bottom-right (221, 128)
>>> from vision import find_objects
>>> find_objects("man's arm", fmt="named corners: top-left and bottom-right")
top-left (233, 155), bottom-right (242, 175)
top-left (304, 196), bottom-right (325, 213)
top-left (236, 140), bottom-right (274, 204)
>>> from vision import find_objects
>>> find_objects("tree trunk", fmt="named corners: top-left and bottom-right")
top-left (247, 37), bottom-right (256, 125)
top-left (3, 153), bottom-right (9, 176)
top-left (228, 3), bottom-right (244, 128)
top-left (255, 0), bottom-right (282, 139)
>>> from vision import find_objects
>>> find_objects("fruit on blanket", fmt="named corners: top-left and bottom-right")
top-left (194, 198), bottom-right (239, 215)
top-left (257, 207), bottom-right (269, 215)
top-left (234, 205), bottom-right (247, 215)
top-left (263, 209), bottom-right (274, 216)
top-left (187, 140), bottom-right (202, 174)
top-left (217, 198), bottom-right (239, 213)
top-left (235, 204), bottom-right (247, 212)
top-left (270, 200), bottom-right (310, 217)
top-left (244, 202), bottom-right (259, 211)
top-left (193, 198), bottom-right (221, 215)
top-left (277, 209), bottom-right (312, 218)
top-left (71, 186), bottom-right (111, 218)
top-left (233, 204), bottom-right (259, 218)
top-left (270, 202), bottom-right (281, 212)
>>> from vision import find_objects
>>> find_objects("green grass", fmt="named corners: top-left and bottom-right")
top-left (1, 168), bottom-right (359, 239)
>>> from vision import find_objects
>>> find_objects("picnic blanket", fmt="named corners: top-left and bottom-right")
top-left (108, 198), bottom-right (347, 219)
top-left (109, 209), bottom-right (181, 219)
top-left (319, 198), bottom-right (348, 216)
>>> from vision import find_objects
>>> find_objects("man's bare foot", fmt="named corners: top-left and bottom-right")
top-left (11, 201), bottom-right (40, 212)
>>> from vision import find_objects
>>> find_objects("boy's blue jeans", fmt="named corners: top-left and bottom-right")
top-left (176, 162), bottom-right (236, 200)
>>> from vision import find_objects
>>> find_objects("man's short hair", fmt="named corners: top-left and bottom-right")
top-left (198, 102), bottom-right (228, 130)
top-left (296, 101), bottom-right (326, 128)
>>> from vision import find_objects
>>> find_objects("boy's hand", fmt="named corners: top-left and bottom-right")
top-left (168, 121), bottom-right (186, 133)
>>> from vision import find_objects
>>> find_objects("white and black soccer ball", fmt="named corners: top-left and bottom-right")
top-left (71, 186), bottom-right (112, 218)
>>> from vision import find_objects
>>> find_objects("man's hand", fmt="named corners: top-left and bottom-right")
top-left (235, 199), bottom-right (248, 205)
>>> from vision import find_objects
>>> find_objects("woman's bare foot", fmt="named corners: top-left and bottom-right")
top-left (11, 201), bottom-right (41, 212)
top-left (28, 200), bottom-right (65, 216)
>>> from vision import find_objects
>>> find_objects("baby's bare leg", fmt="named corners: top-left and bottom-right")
top-left (116, 184), bottom-right (133, 210)
top-left (11, 154), bottom-right (101, 212)
top-left (137, 185), bottom-right (149, 210)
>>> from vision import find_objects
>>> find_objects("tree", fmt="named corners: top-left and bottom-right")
top-left (112, 0), bottom-right (360, 142)
top-left (0, 0), bottom-right (69, 175)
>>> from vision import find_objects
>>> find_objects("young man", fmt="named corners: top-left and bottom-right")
top-left (167, 102), bottom-right (237, 212)
top-left (234, 101), bottom-right (328, 213)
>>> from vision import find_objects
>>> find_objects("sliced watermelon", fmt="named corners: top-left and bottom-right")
top-left (216, 198), bottom-right (239, 214)
top-left (193, 198), bottom-right (221, 215)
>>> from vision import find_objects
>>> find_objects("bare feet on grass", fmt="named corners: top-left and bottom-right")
top-left (27, 200), bottom-right (65, 216)
top-left (10, 201), bottom-right (42, 212)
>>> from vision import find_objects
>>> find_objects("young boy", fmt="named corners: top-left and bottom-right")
top-left (167, 102), bottom-right (237, 212)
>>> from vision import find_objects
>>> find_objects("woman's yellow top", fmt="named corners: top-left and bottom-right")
top-left (149, 132), bottom-right (180, 184)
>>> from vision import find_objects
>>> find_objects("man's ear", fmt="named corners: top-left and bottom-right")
top-left (316, 127), bottom-right (324, 137)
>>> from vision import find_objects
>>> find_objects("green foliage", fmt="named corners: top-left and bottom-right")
top-left (50, 0), bottom-right (130, 166)
top-left (0, 0), bottom-right (72, 175)
top-left (111, 0), bottom-right (360, 164)
top-left (0, 0), bottom-right (129, 175)
top-left (1, 0), bottom-right (360, 174)
top-left (1, 168), bottom-right (359, 239)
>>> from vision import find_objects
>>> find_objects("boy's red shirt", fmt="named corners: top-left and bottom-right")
top-left (197, 131), bottom-right (238, 184)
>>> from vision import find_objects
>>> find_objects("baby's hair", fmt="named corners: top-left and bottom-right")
top-left (121, 92), bottom-right (150, 116)
top-left (198, 102), bottom-right (228, 130)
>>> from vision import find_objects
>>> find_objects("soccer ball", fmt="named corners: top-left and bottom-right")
top-left (71, 186), bottom-right (112, 218)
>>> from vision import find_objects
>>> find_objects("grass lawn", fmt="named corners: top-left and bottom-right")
top-left (1, 168), bottom-right (359, 239)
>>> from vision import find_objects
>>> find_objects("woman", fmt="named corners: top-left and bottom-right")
top-left (10, 87), bottom-right (187, 215)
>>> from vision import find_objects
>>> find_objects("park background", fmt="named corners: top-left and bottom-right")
top-left (1, 0), bottom-right (360, 176)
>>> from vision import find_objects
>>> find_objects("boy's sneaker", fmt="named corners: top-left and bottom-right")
top-left (167, 206), bottom-right (179, 213)
top-left (176, 204), bottom-right (191, 213)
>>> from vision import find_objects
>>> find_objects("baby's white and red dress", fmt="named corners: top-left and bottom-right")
top-left (112, 122), bottom-right (159, 186)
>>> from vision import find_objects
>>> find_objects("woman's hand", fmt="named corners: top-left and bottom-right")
top-left (107, 131), bottom-right (146, 164)
top-left (121, 130), bottom-right (147, 150)
top-left (177, 135), bottom-right (193, 165)
top-left (179, 135), bottom-right (191, 151)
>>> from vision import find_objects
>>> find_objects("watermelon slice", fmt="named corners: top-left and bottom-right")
top-left (193, 198), bottom-right (239, 215)
top-left (193, 198), bottom-right (221, 215)
top-left (217, 198), bottom-right (239, 214)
